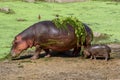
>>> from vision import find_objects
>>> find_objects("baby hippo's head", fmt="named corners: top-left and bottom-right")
top-left (83, 49), bottom-right (91, 58)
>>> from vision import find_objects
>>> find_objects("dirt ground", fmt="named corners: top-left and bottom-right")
top-left (0, 44), bottom-right (120, 80)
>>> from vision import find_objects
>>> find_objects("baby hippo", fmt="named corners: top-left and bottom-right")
top-left (83, 44), bottom-right (111, 61)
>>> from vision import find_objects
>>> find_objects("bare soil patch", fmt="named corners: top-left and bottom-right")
top-left (0, 44), bottom-right (120, 80)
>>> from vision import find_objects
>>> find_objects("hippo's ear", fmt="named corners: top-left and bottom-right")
top-left (27, 39), bottom-right (33, 48)
top-left (14, 36), bottom-right (22, 43)
top-left (16, 36), bottom-right (22, 41)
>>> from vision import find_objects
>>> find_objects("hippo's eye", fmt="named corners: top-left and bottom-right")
top-left (14, 42), bottom-right (17, 44)
top-left (14, 42), bottom-right (18, 45)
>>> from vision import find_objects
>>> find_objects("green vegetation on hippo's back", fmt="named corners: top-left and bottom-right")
top-left (52, 16), bottom-right (86, 45)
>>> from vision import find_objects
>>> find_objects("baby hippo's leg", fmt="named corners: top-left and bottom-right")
top-left (90, 55), bottom-right (93, 59)
top-left (93, 55), bottom-right (96, 60)
top-left (105, 53), bottom-right (110, 61)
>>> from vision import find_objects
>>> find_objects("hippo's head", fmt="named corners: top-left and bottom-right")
top-left (10, 36), bottom-right (29, 58)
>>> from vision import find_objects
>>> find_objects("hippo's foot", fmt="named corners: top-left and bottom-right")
top-left (45, 54), bottom-right (51, 58)
top-left (105, 57), bottom-right (109, 61)
top-left (31, 55), bottom-right (39, 60)
top-left (72, 47), bottom-right (81, 57)
top-left (93, 56), bottom-right (97, 60)
top-left (90, 56), bottom-right (93, 60)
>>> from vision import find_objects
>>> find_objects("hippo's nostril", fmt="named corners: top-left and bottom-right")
top-left (11, 52), bottom-right (21, 59)
top-left (10, 51), bottom-right (17, 57)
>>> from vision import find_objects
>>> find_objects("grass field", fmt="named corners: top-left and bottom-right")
top-left (0, 1), bottom-right (120, 59)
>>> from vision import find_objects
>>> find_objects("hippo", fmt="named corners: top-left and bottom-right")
top-left (83, 44), bottom-right (111, 61)
top-left (10, 20), bottom-right (93, 59)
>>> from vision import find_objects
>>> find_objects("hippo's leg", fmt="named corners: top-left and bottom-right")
top-left (93, 55), bottom-right (96, 60)
top-left (84, 42), bottom-right (91, 49)
top-left (83, 36), bottom-right (91, 48)
top-left (105, 57), bottom-right (108, 61)
top-left (44, 49), bottom-right (51, 58)
top-left (108, 53), bottom-right (110, 60)
top-left (90, 55), bottom-right (93, 59)
top-left (72, 47), bottom-right (81, 56)
top-left (31, 46), bottom-right (41, 60)
top-left (105, 53), bottom-right (109, 61)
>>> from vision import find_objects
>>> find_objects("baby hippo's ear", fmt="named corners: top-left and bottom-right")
top-left (27, 39), bottom-right (33, 48)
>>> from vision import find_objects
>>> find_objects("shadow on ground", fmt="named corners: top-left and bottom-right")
top-left (12, 43), bottom-right (120, 61)
top-left (12, 50), bottom-right (81, 60)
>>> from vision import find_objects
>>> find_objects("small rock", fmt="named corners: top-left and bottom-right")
top-left (93, 32), bottom-right (102, 38)
top-left (0, 7), bottom-right (15, 14)
top-left (17, 18), bottom-right (27, 22)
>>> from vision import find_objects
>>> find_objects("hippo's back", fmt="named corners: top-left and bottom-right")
top-left (89, 44), bottom-right (111, 53)
top-left (83, 23), bottom-right (93, 46)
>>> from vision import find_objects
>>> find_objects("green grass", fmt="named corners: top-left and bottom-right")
top-left (0, 1), bottom-right (120, 59)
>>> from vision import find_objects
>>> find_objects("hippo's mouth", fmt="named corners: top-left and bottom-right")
top-left (11, 51), bottom-right (25, 60)
top-left (11, 54), bottom-right (21, 60)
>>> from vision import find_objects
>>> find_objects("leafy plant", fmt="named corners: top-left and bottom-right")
top-left (52, 16), bottom-right (86, 46)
